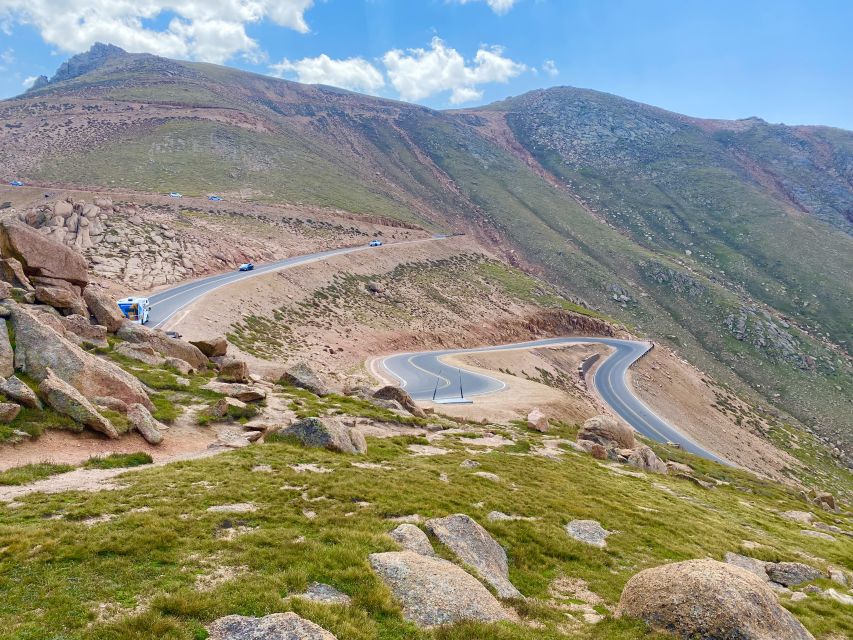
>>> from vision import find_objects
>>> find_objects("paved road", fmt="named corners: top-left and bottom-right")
top-left (147, 238), bottom-right (443, 329)
top-left (380, 338), bottom-right (725, 462)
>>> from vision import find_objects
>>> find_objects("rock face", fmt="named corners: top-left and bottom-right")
top-left (39, 369), bottom-right (118, 438)
top-left (278, 417), bottom-right (366, 454)
top-left (616, 559), bottom-right (815, 640)
top-left (0, 219), bottom-right (88, 286)
top-left (565, 519), bottom-right (611, 548)
top-left (0, 375), bottom-right (42, 409)
top-left (127, 403), bottom-right (165, 445)
top-left (189, 336), bottom-right (228, 357)
top-left (373, 385), bottom-right (425, 417)
top-left (425, 514), bottom-right (522, 599)
top-left (369, 551), bottom-right (513, 627)
top-left (207, 612), bottom-right (337, 640)
top-left (766, 562), bottom-right (824, 587)
top-left (117, 322), bottom-right (208, 370)
top-left (578, 415), bottom-right (635, 449)
top-left (279, 362), bottom-right (330, 396)
top-left (390, 524), bottom-right (436, 557)
top-left (627, 444), bottom-right (668, 474)
top-left (11, 305), bottom-right (152, 409)
top-left (724, 552), bottom-right (770, 581)
top-left (82, 286), bottom-right (125, 332)
top-left (526, 408), bottom-right (549, 432)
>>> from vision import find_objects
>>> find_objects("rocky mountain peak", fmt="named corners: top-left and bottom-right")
top-left (49, 42), bottom-right (128, 84)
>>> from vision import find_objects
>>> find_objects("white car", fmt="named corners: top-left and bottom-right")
top-left (369, 240), bottom-right (383, 247)
top-left (117, 297), bottom-right (151, 324)
top-left (168, 192), bottom-right (182, 198)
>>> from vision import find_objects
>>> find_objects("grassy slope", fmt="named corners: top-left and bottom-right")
top-left (0, 415), bottom-right (850, 640)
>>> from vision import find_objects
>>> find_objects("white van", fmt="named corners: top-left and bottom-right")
top-left (117, 297), bottom-right (151, 324)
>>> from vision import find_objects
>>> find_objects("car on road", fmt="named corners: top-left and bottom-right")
top-left (117, 297), bottom-right (151, 324)
top-left (168, 192), bottom-right (182, 198)
top-left (369, 240), bottom-right (383, 247)
top-left (238, 262), bottom-right (254, 271)
top-left (9, 180), bottom-right (23, 187)
top-left (207, 195), bottom-right (223, 201)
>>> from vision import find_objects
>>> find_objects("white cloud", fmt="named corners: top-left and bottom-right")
top-left (269, 54), bottom-right (385, 94)
top-left (382, 37), bottom-right (526, 104)
top-left (542, 59), bottom-right (558, 77)
top-left (453, 0), bottom-right (518, 15)
top-left (0, 1), bottom-right (316, 64)
top-left (22, 74), bottom-right (38, 87)
top-left (0, 47), bottom-right (13, 67)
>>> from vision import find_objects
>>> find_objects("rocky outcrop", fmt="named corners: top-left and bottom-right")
top-left (0, 375), bottom-right (42, 409)
top-left (127, 403), bottom-right (165, 445)
top-left (425, 514), bottom-right (522, 599)
top-left (0, 320), bottom-right (13, 377)
top-left (766, 562), bottom-right (824, 587)
top-left (217, 358), bottom-right (249, 383)
top-left (189, 336), bottom-right (228, 357)
top-left (38, 369), bottom-right (118, 438)
top-left (207, 612), bottom-right (337, 640)
top-left (60, 314), bottom-right (108, 348)
top-left (277, 417), bottom-right (366, 454)
top-left (116, 322), bottom-right (208, 370)
top-left (82, 285), bottom-right (124, 332)
top-left (0, 402), bottom-right (21, 423)
top-left (11, 305), bottom-right (152, 409)
top-left (373, 385), bottom-right (425, 417)
top-left (578, 415), bottom-right (635, 449)
top-left (627, 444), bottom-right (667, 474)
top-left (527, 408), bottom-right (549, 432)
top-left (0, 219), bottom-right (88, 286)
top-left (279, 362), bottom-right (330, 396)
top-left (115, 342), bottom-right (165, 367)
top-left (202, 381), bottom-right (266, 402)
top-left (0, 257), bottom-right (32, 290)
top-left (389, 524), bottom-right (436, 557)
top-left (616, 559), bottom-right (814, 640)
top-left (565, 519), bottom-right (612, 548)
top-left (369, 551), bottom-right (513, 627)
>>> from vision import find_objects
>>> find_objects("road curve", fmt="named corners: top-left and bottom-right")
top-left (380, 338), bottom-right (725, 463)
top-left (146, 237), bottom-right (444, 329)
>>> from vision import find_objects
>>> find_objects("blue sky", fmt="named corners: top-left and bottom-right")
top-left (0, 0), bottom-right (851, 128)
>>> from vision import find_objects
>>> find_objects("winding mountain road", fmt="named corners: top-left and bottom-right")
top-left (143, 239), bottom-right (722, 463)
top-left (380, 338), bottom-right (725, 463)
top-left (147, 238), bottom-right (443, 329)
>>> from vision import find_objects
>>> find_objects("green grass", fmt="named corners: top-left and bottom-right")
top-left (0, 426), bottom-right (848, 640)
top-left (83, 452), bottom-right (154, 470)
top-left (0, 462), bottom-right (75, 485)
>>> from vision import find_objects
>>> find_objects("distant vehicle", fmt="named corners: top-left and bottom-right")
top-left (9, 180), bottom-right (23, 187)
top-left (207, 195), bottom-right (223, 201)
top-left (238, 262), bottom-right (254, 271)
top-left (117, 297), bottom-right (151, 324)
top-left (369, 240), bottom-right (383, 247)
top-left (168, 192), bottom-right (182, 198)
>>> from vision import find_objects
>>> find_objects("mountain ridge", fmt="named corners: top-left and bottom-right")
top-left (1, 44), bottom-right (850, 454)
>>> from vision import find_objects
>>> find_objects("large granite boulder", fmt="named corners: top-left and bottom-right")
top-left (578, 414), bottom-right (635, 449)
top-left (627, 444), bottom-right (668, 474)
top-left (217, 358), bottom-right (250, 383)
top-left (766, 562), bottom-right (824, 587)
top-left (39, 369), bottom-right (118, 438)
top-left (389, 523), bottom-right (436, 557)
top-left (11, 305), bottom-right (152, 409)
top-left (82, 285), bottom-right (125, 333)
top-left (189, 336), bottom-right (228, 357)
top-left (369, 551), bottom-right (513, 627)
top-left (373, 385), bottom-right (425, 417)
top-left (207, 612), bottom-right (337, 640)
top-left (616, 559), bottom-right (814, 640)
top-left (425, 514), bottom-right (522, 599)
top-left (277, 416), bottom-right (365, 454)
top-left (0, 320), bottom-right (13, 377)
top-left (0, 375), bottom-right (42, 409)
top-left (0, 219), bottom-right (88, 286)
top-left (279, 362), bottom-right (330, 396)
top-left (127, 403), bottom-right (165, 445)
top-left (117, 322), bottom-right (208, 370)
